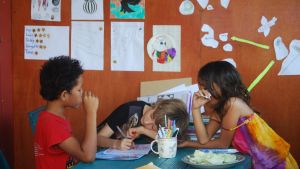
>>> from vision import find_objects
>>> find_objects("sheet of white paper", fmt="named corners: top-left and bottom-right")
top-left (111, 22), bottom-right (144, 71)
top-left (201, 24), bottom-right (219, 48)
top-left (258, 16), bottom-right (277, 37)
top-left (103, 144), bottom-right (151, 155)
top-left (71, 21), bottom-right (104, 70)
top-left (25, 26), bottom-right (69, 60)
top-left (219, 33), bottom-right (228, 42)
top-left (223, 58), bottom-right (237, 68)
top-left (179, 0), bottom-right (194, 15)
top-left (31, 0), bottom-right (61, 21)
top-left (197, 0), bottom-right (209, 9)
top-left (274, 36), bottom-right (288, 60)
top-left (207, 4), bottom-right (214, 10)
top-left (152, 25), bottom-right (181, 72)
top-left (72, 0), bottom-right (103, 20)
top-left (223, 43), bottom-right (233, 52)
top-left (278, 39), bottom-right (300, 75)
top-left (220, 0), bottom-right (231, 9)
top-left (159, 84), bottom-right (187, 94)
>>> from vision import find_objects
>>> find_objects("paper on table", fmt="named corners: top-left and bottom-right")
top-left (136, 162), bottom-right (161, 169)
top-left (96, 144), bottom-right (151, 160)
top-left (111, 22), bottom-right (144, 71)
top-left (71, 21), bottom-right (104, 70)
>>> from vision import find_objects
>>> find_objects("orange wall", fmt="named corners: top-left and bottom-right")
top-left (0, 0), bottom-right (14, 167)
top-left (12, 0), bottom-right (300, 168)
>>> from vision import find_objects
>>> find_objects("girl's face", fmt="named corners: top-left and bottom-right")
top-left (64, 75), bottom-right (83, 108)
top-left (141, 108), bottom-right (157, 131)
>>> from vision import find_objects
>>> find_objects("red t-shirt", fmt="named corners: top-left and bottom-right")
top-left (34, 111), bottom-right (74, 169)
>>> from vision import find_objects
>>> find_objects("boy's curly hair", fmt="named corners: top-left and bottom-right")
top-left (40, 56), bottom-right (83, 101)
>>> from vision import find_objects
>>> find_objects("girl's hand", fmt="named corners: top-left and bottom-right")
top-left (177, 140), bottom-right (189, 148)
top-left (127, 126), bottom-right (144, 139)
top-left (117, 138), bottom-right (134, 150)
top-left (192, 90), bottom-right (211, 110)
top-left (83, 91), bottom-right (99, 115)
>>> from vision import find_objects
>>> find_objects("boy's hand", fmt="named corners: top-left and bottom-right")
top-left (116, 138), bottom-right (134, 150)
top-left (83, 91), bottom-right (99, 115)
top-left (127, 126), bottom-right (144, 139)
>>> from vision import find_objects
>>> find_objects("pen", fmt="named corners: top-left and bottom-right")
top-left (116, 125), bottom-right (131, 139)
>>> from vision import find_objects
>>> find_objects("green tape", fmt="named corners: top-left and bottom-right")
top-left (231, 36), bottom-right (270, 49)
top-left (248, 60), bottom-right (275, 92)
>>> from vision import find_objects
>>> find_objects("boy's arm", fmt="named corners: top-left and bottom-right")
top-left (59, 91), bottom-right (98, 162)
top-left (128, 126), bottom-right (157, 139)
top-left (97, 123), bottom-right (134, 150)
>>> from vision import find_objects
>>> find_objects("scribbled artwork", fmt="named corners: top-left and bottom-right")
top-left (24, 26), bottom-right (69, 60)
top-left (147, 34), bottom-right (176, 64)
top-left (110, 0), bottom-right (145, 19)
top-left (31, 0), bottom-right (61, 21)
top-left (72, 0), bottom-right (103, 20)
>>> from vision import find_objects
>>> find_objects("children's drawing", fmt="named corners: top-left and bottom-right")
top-left (83, 0), bottom-right (97, 14)
top-left (24, 26), bottom-right (69, 60)
top-left (278, 40), bottom-right (300, 75)
top-left (31, 0), bottom-right (61, 21)
top-left (147, 34), bottom-right (176, 64)
top-left (110, 0), bottom-right (145, 19)
top-left (72, 0), bottom-right (103, 20)
top-left (258, 16), bottom-right (277, 37)
top-left (179, 0), bottom-right (194, 15)
top-left (151, 25), bottom-right (181, 72)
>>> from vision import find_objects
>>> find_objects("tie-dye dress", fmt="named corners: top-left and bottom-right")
top-left (231, 113), bottom-right (299, 169)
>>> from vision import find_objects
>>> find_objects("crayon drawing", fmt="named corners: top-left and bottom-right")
top-left (110, 0), bottom-right (145, 19)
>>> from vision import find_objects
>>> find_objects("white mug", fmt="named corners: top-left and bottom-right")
top-left (150, 137), bottom-right (177, 158)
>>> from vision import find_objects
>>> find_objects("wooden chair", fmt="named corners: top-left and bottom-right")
top-left (28, 106), bottom-right (46, 134)
top-left (0, 150), bottom-right (10, 169)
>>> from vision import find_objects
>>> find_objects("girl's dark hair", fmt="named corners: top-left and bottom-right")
top-left (198, 61), bottom-right (250, 118)
top-left (152, 99), bottom-right (189, 139)
top-left (40, 56), bottom-right (83, 101)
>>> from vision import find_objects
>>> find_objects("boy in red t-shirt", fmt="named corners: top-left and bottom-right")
top-left (34, 56), bottom-right (99, 169)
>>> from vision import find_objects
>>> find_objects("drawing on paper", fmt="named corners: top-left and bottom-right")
top-left (110, 0), bottom-right (145, 19)
top-left (83, 0), bottom-right (98, 14)
top-left (147, 34), bottom-right (177, 64)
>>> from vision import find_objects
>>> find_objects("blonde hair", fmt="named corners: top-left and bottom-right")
top-left (152, 99), bottom-right (189, 139)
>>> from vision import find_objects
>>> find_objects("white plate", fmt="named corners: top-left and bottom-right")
top-left (181, 154), bottom-right (245, 169)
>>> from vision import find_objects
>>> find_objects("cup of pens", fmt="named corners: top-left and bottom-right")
top-left (150, 117), bottom-right (179, 158)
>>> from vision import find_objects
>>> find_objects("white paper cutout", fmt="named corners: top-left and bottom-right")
top-left (72, 0), bottom-right (104, 20)
top-left (31, 0), bottom-right (61, 21)
top-left (258, 16), bottom-right (277, 37)
top-left (197, 0), bottom-right (209, 9)
top-left (207, 4), bottom-right (214, 10)
top-left (111, 22), bottom-right (144, 71)
top-left (223, 43), bottom-right (233, 52)
top-left (25, 26), bottom-right (69, 60)
top-left (278, 40), bottom-right (300, 75)
top-left (71, 21), bottom-right (104, 70)
top-left (152, 25), bottom-right (181, 72)
top-left (223, 58), bottom-right (237, 68)
top-left (274, 36), bottom-right (288, 61)
top-left (220, 0), bottom-right (231, 9)
top-left (201, 24), bottom-right (219, 48)
top-left (179, 0), bottom-right (194, 15)
top-left (219, 33), bottom-right (228, 42)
